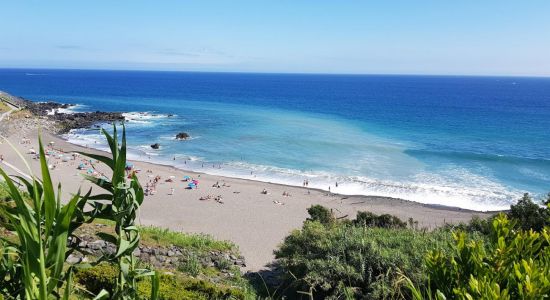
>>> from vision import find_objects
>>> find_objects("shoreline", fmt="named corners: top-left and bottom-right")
top-left (54, 132), bottom-right (493, 214)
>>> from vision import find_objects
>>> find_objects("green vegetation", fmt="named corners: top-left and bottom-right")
top-left (74, 262), bottom-right (249, 299)
top-left (271, 198), bottom-right (550, 299)
top-left (403, 213), bottom-right (550, 299)
top-left (273, 209), bottom-right (451, 299)
top-left (0, 136), bottom-right (90, 299)
top-left (140, 226), bottom-right (236, 253)
top-left (78, 125), bottom-right (159, 299)
top-left (508, 193), bottom-right (549, 231)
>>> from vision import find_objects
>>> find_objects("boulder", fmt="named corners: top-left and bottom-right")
top-left (175, 132), bottom-right (190, 140)
top-left (151, 143), bottom-right (160, 149)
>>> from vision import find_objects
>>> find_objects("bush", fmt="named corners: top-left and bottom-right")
top-left (354, 211), bottom-right (407, 229)
top-left (441, 215), bottom-right (494, 235)
top-left (274, 220), bottom-right (451, 299)
top-left (306, 205), bottom-right (335, 225)
top-left (404, 214), bottom-right (550, 299)
top-left (75, 263), bottom-right (118, 295)
top-left (508, 193), bottom-right (549, 231)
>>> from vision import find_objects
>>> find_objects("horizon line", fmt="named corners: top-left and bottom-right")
top-left (1, 66), bottom-right (549, 79)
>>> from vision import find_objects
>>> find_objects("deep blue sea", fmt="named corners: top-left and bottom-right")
top-left (2, 69), bottom-right (550, 210)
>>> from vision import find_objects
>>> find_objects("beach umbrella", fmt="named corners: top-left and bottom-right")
top-left (62, 156), bottom-right (69, 162)
top-left (187, 182), bottom-right (196, 187)
top-left (183, 175), bottom-right (191, 179)
top-left (29, 149), bottom-right (36, 154)
top-left (169, 175), bottom-right (175, 179)
top-left (192, 180), bottom-right (199, 184)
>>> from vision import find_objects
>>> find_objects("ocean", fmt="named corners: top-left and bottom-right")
top-left (1, 69), bottom-right (550, 211)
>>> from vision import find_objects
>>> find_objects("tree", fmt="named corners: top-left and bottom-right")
top-left (508, 193), bottom-right (548, 231)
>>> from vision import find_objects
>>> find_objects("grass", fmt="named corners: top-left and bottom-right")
top-left (76, 220), bottom-right (236, 254)
top-left (139, 226), bottom-right (237, 253)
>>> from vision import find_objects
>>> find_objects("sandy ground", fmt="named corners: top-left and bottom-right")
top-left (0, 126), bottom-right (492, 271)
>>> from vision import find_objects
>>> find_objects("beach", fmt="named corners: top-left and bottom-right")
top-left (0, 117), bottom-right (491, 271)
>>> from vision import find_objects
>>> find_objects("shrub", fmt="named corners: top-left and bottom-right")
top-left (274, 220), bottom-right (451, 299)
top-left (75, 263), bottom-right (118, 295)
top-left (441, 215), bottom-right (494, 236)
top-left (306, 205), bottom-right (335, 225)
top-left (508, 193), bottom-right (549, 231)
top-left (354, 211), bottom-right (407, 229)
top-left (403, 214), bottom-right (550, 299)
top-left (138, 275), bottom-right (246, 300)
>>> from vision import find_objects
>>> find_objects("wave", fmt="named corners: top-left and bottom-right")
top-left (175, 159), bottom-right (521, 211)
top-left (406, 148), bottom-right (550, 165)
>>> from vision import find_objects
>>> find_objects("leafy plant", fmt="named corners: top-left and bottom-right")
top-left (79, 124), bottom-right (159, 299)
top-left (306, 205), bottom-right (335, 225)
top-left (354, 211), bottom-right (407, 229)
top-left (508, 193), bottom-right (549, 231)
top-left (274, 220), bottom-right (451, 299)
top-left (0, 136), bottom-right (90, 299)
top-left (403, 213), bottom-right (550, 299)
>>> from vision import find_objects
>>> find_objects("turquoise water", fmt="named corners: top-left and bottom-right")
top-left (1, 69), bottom-right (550, 210)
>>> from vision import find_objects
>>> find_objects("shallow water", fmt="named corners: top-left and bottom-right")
top-left (1, 69), bottom-right (550, 210)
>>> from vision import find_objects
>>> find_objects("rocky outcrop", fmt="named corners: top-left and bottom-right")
top-left (176, 132), bottom-right (190, 140)
top-left (18, 99), bottom-right (125, 134)
top-left (54, 111), bottom-right (125, 134)
top-left (151, 143), bottom-right (160, 149)
top-left (23, 101), bottom-right (71, 116)
top-left (67, 231), bottom-right (247, 271)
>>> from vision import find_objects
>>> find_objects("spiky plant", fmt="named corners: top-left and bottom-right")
top-left (0, 136), bottom-right (90, 299)
top-left (79, 124), bottom-right (159, 299)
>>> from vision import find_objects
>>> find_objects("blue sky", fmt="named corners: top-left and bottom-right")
top-left (1, 1), bottom-right (549, 76)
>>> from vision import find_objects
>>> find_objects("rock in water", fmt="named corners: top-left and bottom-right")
top-left (151, 143), bottom-right (160, 149)
top-left (175, 132), bottom-right (190, 140)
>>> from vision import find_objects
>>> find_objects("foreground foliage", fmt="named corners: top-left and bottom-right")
top-left (274, 208), bottom-right (451, 299)
top-left (404, 213), bottom-right (550, 299)
top-left (0, 137), bottom-right (89, 299)
top-left (74, 262), bottom-right (250, 300)
top-left (79, 125), bottom-right (159, 299)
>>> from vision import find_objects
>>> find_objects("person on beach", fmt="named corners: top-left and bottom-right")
top-left (336, 182), bottom-right (338, 188)
top-left (169, 188), bottom-right (174, 195)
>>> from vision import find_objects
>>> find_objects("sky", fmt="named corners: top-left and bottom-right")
top-left (1, 1), bottom-right (549, 76)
